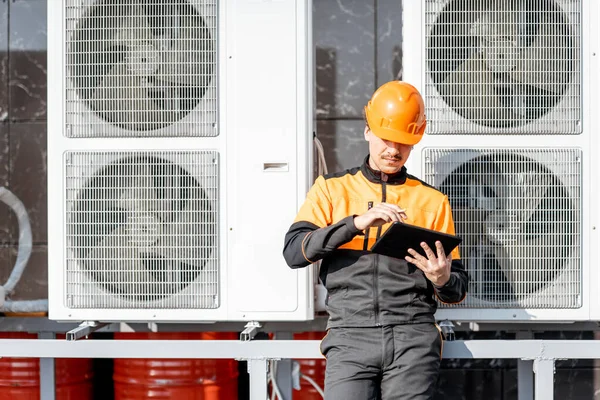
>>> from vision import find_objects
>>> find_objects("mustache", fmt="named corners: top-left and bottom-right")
top-left (382, 154), bottom-right (402, 160)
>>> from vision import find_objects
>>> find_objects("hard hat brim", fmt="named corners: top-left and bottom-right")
top-left (368, 124), bottom-right (424, 146)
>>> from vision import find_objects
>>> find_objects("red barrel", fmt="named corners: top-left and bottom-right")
top-left (114, 332), bottom-right (239, 400)
top-left (0, 332), bottom-right (93, 400)
top-left (293, 332), bottom-right (326, 400)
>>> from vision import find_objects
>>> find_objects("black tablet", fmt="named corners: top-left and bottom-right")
top-left (370, 222), bottom-right (462, 260)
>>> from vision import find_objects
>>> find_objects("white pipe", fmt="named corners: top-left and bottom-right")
top-left (0, 187), bottom-right (47, 313)
top-left (3, 299), bottom-right (48, 313)
top-left (0, 187), bottom-right (32, 294)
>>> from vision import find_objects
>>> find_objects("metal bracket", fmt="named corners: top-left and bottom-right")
top-left (439, 320), bottom-right (456, 341)
top-left (66, 321), bottom-right (108, 341)
top-left (240, 321), bottom-right (262, 341)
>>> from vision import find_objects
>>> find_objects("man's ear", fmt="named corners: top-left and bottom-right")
top-left (364, 126), bottom-right (370, 141)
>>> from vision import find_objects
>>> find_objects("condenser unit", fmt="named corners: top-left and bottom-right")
top-left (47, 0), bottom-right (314, 322)
top-left (403, 0), bottom-right (599, 322)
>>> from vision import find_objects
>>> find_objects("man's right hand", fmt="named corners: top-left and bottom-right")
top-left (353, 203), bottom-right (407, 231)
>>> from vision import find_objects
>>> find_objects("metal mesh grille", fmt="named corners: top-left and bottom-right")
top-left (65, 1), bottom-right (217, 137)
top-left (65, 151), bottom-right (219, 309)
top-left (425, 0), bottom-right (581, 134)
top-left (424, 148), bottom-right (582, 308)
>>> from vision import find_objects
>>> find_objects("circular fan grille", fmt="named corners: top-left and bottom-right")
top-left (69, 0), bottom-right (214, 131)
top-left (427, 0), bottom-right (575, 128)
top-left (70, 156), bottom-right (216, 301)
top-left (439, 153), bottom-right (577, 303)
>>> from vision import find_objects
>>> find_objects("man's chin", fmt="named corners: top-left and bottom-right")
top-left (380, 165), bottom-right (402, 174)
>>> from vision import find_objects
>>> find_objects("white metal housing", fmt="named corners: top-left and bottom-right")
top-left (403, 0), bottom-right (599, 322)
top-left (48, 0), bottom-right (314, 322)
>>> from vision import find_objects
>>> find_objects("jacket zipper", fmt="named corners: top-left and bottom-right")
top-left (373, 173), bottom-right (388, 326)
top-left (376, 175), bottom-right (387, 240)
top-left (363, 201), bottom-right (373, 250)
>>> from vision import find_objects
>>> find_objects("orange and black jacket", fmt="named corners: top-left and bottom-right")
top-left (283, 156), bottom-right (469, 328)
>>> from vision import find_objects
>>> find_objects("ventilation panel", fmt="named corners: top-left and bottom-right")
top-left (64, 151), bottom-right (219, 309)
top-left (65, 0), bottom-right (218, 137)
top-left (424, 0), bottom-right (581, 134)
top-left (424, 148), bottom-right (582, 309)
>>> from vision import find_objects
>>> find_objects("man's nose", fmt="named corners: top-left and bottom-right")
top-left (384, 140), bottom-right (408, 151)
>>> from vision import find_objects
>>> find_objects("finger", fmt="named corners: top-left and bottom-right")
top-left (405, 254), bottom-right (423, 266)
top-left (380, 203), bottom-right (407, 215)
top-left (420, 242), bottom-right (437, 260)
top-left (405, 255), bottom-right (419, 266)
top-left (380, 205), bottom-right (406, 222)
top-left (379, 202), bottom-right (402, 210)
top-left (376, 208), bottom-right (401, 223)
top-left (373, 210), bottom-right (395, 224)
top-left (391, 211), bottom-right (404, 222)
top-left (435, 241), bottom-right (446, 261)
top-left (407, 248), bottom-right (428, 265)
top-left (405, 255), bottom-right (428, 273)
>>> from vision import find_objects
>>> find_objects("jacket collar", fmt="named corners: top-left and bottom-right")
top-left (360, 155), bottom-right (407, 185)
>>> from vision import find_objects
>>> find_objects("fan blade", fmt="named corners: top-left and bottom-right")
top-left (503, 170), bottom-right (576, 293)
top-left (152, 193), bottom-right (216, 268)
top-left (72, 205), bottom-right (128, 261)
top-left (466, 1), bottom-right (573, 92)
top-left (460, 229), bottom-right (517, 302)
top-left (510, 10), bottom-right (574, 94)
top-left (510, 170), bottom-right (554, 224)
top-left (117, 162), bottom-right (159, 212)
top-left (142, 190), bottom-right (217, 293)
top-left (148, 7), bottom-right (214, 113)
top-left (88, 63), bottom-right (171, 131)
top-left (438, 53), bottom-right (523, 125)
top-left (146, 78), bottom-right (207, 116)
top-left (84, 225), bottom-right (165, 298)
top-left (117, 159), bottom-right (191, 227)
top-left (110, 3), bottom-right (153, 46)
top-left (71, 2), bottom-right (153, 80)
top-left (150, 6), bottom-right (213, 86)
top-left (139, 254), bottom-right (198, 293)
top-left (142, 1), bottom-right (174, 37)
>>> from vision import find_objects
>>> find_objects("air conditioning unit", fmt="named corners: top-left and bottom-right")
top-left (47, 0), bottom-right (314, 323)
top-left (403, 0), bottom-right (599, 322)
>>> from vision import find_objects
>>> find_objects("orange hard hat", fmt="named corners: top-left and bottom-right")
top-left (364, 81), bottom-right (427, 145)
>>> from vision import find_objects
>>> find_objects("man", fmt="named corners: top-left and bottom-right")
top-left (283, 80), bottom-right (469, 399)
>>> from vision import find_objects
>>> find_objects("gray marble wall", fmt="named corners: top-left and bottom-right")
top-left (0, 0), bottom-right (596, 399)
top-left (315, 0), bottom-right (403, 172)
top-left (0, 0), bottom-right (47, 301)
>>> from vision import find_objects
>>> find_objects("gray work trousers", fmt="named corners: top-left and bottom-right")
top-left (319, 323), bottom-right (443, 400)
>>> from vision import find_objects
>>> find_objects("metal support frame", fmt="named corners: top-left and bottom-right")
top-left (5, 316), bottom-right (600, 333)
top-left (248, 359), bottom-right (269, 399)
top-left (516, 331), bottom-right (534, 400)
top-left (38, 332), bottom-right (56, 400)
top-left (240, 321), bottom-right (262, 341)
top-left (274, 332), bottom-right (294, 400)
top-left (66, 321), bottom-right (108, 341)
top-left (0, 338), bottom-right (592, 400)
top-left (533, 359), bottom-right (555, 400)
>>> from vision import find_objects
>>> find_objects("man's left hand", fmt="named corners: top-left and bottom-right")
top-left (405, 241), bottom-right (451, 287)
